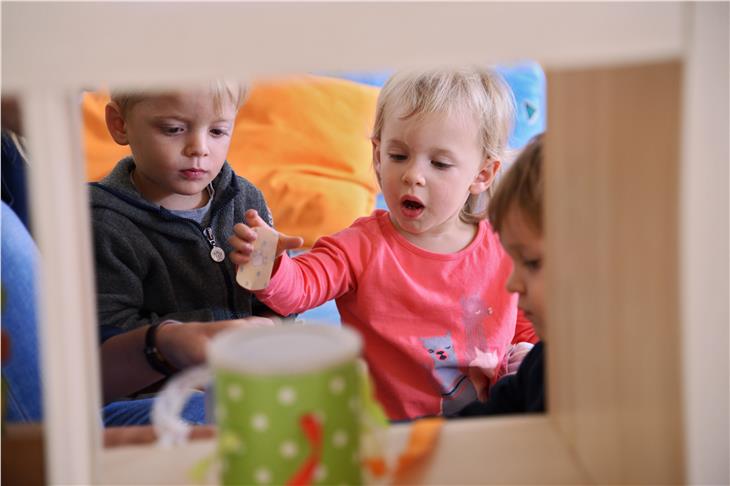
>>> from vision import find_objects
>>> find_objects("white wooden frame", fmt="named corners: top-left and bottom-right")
top-left (2, 2), bottom-right (727, 484)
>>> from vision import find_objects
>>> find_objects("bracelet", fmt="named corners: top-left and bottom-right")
top-left (144, 320), bottom-right (180, 377)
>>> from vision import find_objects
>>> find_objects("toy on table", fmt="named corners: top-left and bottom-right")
top-left (235, 224), bottom-right (279, 291)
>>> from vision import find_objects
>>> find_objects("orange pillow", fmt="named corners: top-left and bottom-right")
top-left (82, 75), bottom-right (380, 248)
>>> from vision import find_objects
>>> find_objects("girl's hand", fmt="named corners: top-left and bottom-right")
top-left (228, 209), bottom-right (304, 265)
top-left (504, 342), bottom-right (534, 376)
top-left (155, 316), bottom-right (275, 370)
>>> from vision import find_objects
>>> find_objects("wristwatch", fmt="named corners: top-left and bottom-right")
top-left (144, 320), bottom-right (180, 376)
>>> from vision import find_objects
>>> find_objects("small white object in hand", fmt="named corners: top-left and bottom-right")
top-left (236, 225), bottom-right (279, 290)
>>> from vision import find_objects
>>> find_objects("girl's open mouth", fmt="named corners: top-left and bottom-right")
top-left (400, 196), bottom-right (425, 218)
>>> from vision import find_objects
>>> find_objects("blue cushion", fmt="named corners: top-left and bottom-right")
top-left (495, 61), bottom-right (546, 150)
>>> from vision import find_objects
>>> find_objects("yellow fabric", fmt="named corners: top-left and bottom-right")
top-left (82, 75), bottom-right (380, 248)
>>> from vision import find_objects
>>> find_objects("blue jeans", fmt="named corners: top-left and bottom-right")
top-left (2, 201), bottom-right (42, 422)
top-left (103, 392), bottom-right (208, 426)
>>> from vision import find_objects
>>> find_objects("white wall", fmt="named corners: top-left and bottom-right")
top-left (681, 3), bottom-right (730, 484)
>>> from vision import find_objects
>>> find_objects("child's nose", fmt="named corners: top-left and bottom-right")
top-left (184, 133), bottom-right (209, 157)
top-left (401, 162), bottom-right (425, 186)
top-left (505, 269), bottom-right (523, 294)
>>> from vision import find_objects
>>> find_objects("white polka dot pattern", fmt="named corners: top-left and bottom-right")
top-left (216, 360), bottom-right (361, 484)
top-left (251, 413), bottom-right (269, 431)
top-left (315, 464), bottom-right (328, 482)
top-left (329, 376), bottom-right (346, 394)
top-left (254, 467), bottom-right (271, 484)
top-left (279, 440), bottom-right (299, 459)
top-left (227, 384), bottom-right (243, 401)
top-left (332, 429), bottom-right (348, 448)
top-left (277, 386), bottom-right (297, 405)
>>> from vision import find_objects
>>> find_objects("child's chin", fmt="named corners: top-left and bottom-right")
top-left (392, 216), bottom-right (421, 233)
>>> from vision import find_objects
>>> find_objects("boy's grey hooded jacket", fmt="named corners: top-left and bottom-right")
top-left (90, 157), bottom-right (274, 342)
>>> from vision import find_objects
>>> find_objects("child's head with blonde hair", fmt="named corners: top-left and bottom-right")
top-left (371, 66), bottom-right (515, 252)
top-left (372, 66), bottom-right (515, 225)
top-left (104, 79), bottom-right (247, 211)
top-left (110, 79), bottom-right (247, 118)
top-left (373, 67), bottom-right (514, 161)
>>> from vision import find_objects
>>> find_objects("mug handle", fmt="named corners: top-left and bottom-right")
top-left (151, 365), bottom-right (212, 447)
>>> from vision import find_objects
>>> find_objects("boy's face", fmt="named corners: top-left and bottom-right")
top-left (107, 89), bottom-right (236, 210)
top-left (372, 108), bottom-right (498, 249)
top-left (500, 204), bottom-right (545, 338)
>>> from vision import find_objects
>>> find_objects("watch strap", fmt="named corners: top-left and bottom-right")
top-left (144, 321), bottom-right (180, 376)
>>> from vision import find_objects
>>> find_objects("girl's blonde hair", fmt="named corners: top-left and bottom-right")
top-left (371, 66), bottom-right (516, 223)
top-left (110, 79), bottom-right (247, 117)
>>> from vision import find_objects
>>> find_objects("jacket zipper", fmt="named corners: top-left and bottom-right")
top-left (198, 223), bottom-right (239, 316)
top-left (203, 227), bottom-right (226, 262)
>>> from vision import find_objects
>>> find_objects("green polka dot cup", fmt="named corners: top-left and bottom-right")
top-left (152, 323), bottom-right (363, 486)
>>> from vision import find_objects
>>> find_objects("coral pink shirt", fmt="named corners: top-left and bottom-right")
top-left (256, 210), bottom-right (536, 420)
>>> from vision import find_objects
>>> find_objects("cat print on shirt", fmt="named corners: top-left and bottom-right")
top-left (419, 332), bottom-right (477, 416)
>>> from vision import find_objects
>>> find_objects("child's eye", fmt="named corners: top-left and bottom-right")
top-left (431, 160), bottom-right (452, 170)
top-left (388, 153), bottom-right (407, 161)
top-left (210, 128), bottom-right (230, 137)
top-left (524, 259), bottom-right (542, 271)
top-left (161, 126), bottom-right (184, 135)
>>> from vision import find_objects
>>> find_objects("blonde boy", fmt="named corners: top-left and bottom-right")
top-left (91, 82), bottom-right (274, 425)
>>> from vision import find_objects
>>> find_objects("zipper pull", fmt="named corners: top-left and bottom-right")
top-left (203, 227), bottom-right (226, 262)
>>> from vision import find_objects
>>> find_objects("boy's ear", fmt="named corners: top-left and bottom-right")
top-left (371, 137), bottom-right (382, 176)
top-left (105, 101), bottom-right (130, 146)
top-left (469, 158), bottom-right (501, 195)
